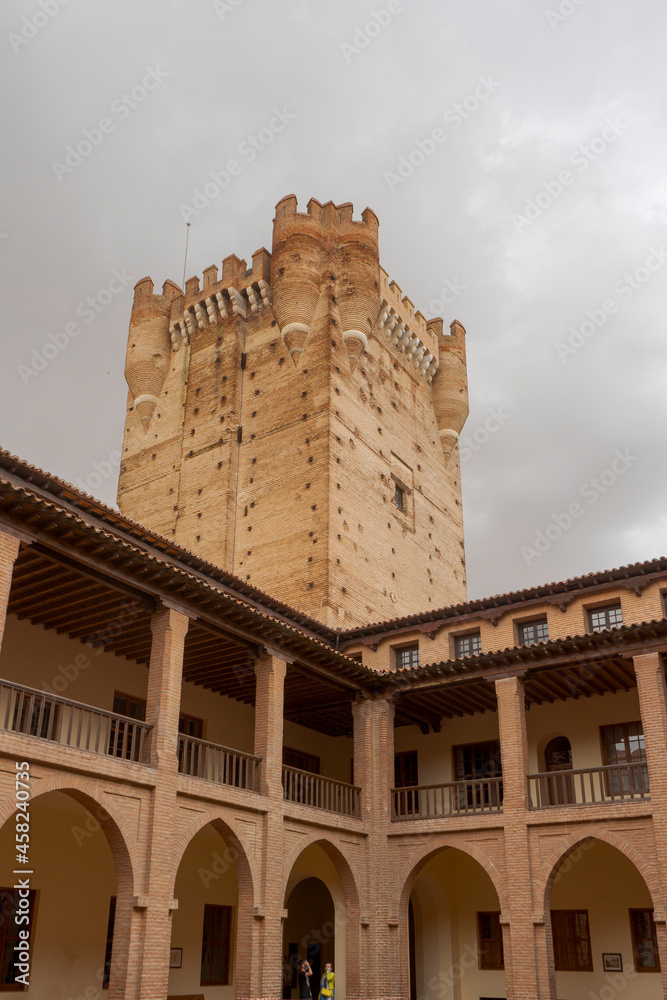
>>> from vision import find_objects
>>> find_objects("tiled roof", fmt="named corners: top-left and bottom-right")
top-left (2, 448), bottom-right (665, 649)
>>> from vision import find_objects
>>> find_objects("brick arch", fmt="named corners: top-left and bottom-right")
top-left (392, 837), bottom-right (506, 1000)
top-left (282, 835), bottom-right (363, 998)
top-left (394, 835), bottom-right (507, 918)
top-left (170, 809), bottom-right (257, 998)
top-left (0, 772), bottom-right (138, 894)
top-left (540, 827), bottom-right (663, 915)
top-left (282, 833), bottom-right (362, 912)
top-left (0, 773), bottom-right (139, 1000)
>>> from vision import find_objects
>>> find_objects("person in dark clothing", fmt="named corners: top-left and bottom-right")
top-left (298, 958), bottom-right (313, 998)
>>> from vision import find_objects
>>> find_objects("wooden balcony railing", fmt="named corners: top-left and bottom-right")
top-left (0, 679), bottom-right (152, 763)
top-left (391, 778), bottom-right (504, 820)
top-left (178, 735), bottom-right (261, 792)
top-left (282, 765), bottom-right (361, 818)
top-left (528, 763), bottom-right (650, 809)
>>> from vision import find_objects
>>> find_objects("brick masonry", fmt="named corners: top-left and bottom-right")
top-left (117, 196), bottom-right (469, 628)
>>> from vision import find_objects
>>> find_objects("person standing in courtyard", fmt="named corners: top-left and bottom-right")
top-left (298, 958), bottom-right (313, 998)
top-left (318, 962), bottom-right (334, 1000)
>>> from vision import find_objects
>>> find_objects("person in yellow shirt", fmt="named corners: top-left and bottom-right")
top-left (318, 963), bottom-right (334, 1000)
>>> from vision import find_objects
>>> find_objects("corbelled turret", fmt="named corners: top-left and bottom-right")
top-left (271, 196), bottom-right (381, 372)
top-left (430, 319), bottom-right (469, 461)
top-left (124, 278), bottom-right (179, 431)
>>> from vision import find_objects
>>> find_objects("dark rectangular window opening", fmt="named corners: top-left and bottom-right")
top-left (630, 908), bottom-right (660, 971)
top-left (178, 713), bottom-right (204, 738)
top-left (200, 903), bottom-right (232, 986)
top-left (102, 896), bottom-right (116, 989)
top-left (518, 618), bottom-right (549, 645)
top-left (601, 721), bottom-right (649, 795)
top-left (395, 644), bottom-right (419, 670)
top-left (454, 632), bottom-right (481, 658)
top-left (395, 484), bottom-right (406, 512)
top-left (588, 603), bottom-right (623, 632)
top-left (453, 740), bottom-right (503, 809)
top-left (477, 911), bottom-right (504, 970)
top-left (283, 746), bottom-right (320, 774)
top-left (551, 909), bottom-right (593, 971)
top-left (394, 750), bottom-right (419, 813)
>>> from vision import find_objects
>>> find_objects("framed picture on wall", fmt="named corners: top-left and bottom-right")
top-left (169, 947), bottom-right (183, 968)
top-left (602, 953), bottom-right (622, 972)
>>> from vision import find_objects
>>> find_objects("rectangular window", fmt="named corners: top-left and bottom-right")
top-left (588, 603), bottom-right (623, 632)
top-left (477, 912), bottom-right (504, 970)
top-left (109, 692), bottom-right (147, 761)
top-left (601, 721), bottom-right (649, 795)
top-left (551, 910), bottom-right (593, 971)
top-left (178, 713), bottom-right (204, 738)
top-left (630, 908), bottom-right (660, 972)
top-left (394, 750), bottom-right (419, 788)
top-left (11, 691), bottom-right (60, 741)
top-left (0, 887), bottom-right (36, 990)
top-left (200, 904), bottom-right (232, 986)
top-left (112, 692), bottom-right (147, 720)
top-left (454, 632), bottom-right (481, 658)
top-left (518, 619), bottom-right (549, 645)
top-left (394, 750), bottom-right (419, 814)
top-left (283, 747), bottom-right (320, 774)
top-left (453, 740), bottom-right (502, 809)
top-left (454, 741), bottom-right (502, 781)
top-left (102, 896), bottom-right (116, 989)
top-left (394, 484), bottom-right (406, 512)
top-left (395, 645), bottom-right (419, 670)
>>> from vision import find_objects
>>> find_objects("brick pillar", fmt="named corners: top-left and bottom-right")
top-left (495, 675), bottom-right (544, 1000)
top-left (107, 888), bottom-right (149, 1000)
top-left (112, 606), bottom-right (189, 999)
top-left (633, 651), bottom-right (667, 994)
top-left (352, 696), bottom-right (395, 1000)
top-left (0, 532), bottom-right (20, 653)
top-left (254, 651), bottom-right (287, 798)
top-left (253, 651), bottom-right (287, 1000)
top-left (146, 605), bottom-right (189, 768)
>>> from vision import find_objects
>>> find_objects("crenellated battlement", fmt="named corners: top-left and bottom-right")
top-left (376, 268), bottom-right (440, 382)
top-left (274, 193), bottom-right (379, 232)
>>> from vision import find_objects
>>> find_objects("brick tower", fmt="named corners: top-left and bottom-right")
top-left (117, 195), bottom-right (470, 627)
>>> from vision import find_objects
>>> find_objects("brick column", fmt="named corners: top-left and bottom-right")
top-left (495, 675), bottom-right (544, 1000)
top-left (352, 696), bottom-right (395, 1000)
top-left (254, 651), bottom-right (287, 797)
top-left (252, 651), bottom-right (287, 1000)
top-left (111, 606), bottom-right (189, 999)
top-left (633, 651), bottom-right (667, 994)
top-left (145, 604), bottom-right (189, 769)
top-left (0, 532), bottom-right (20, 653)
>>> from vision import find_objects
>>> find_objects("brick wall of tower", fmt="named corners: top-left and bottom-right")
top-left (117, 197), bottom-right (469, 626)
top-left (326, 317), bottom-right (466, 626)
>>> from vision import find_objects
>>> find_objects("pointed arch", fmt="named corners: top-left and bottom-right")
top-left (540, 827), bottom-right (664, 917)
top-left (169, 808), bottom-right (258, 997)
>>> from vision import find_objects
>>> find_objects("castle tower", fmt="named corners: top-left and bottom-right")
top-left (117, 196), bottom-right (469, 627)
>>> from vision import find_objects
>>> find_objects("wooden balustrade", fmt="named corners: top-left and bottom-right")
top-left (282, 765), bottom-right (361, 817)
top-left (0, 679), bottom-right (152, 763)
top-left (528, 762), bottom-right (650, 808)
top-left (391, 777), bottom-right (504, 820)
top-left (178, 734), bottom-right (261, 792)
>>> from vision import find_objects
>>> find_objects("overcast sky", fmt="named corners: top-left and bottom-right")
top-left (1, 0), bottom-right (665, 604)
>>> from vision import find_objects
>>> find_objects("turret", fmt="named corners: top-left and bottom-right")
top-left (271, 196), bottom-right (381, 370)
top-left (334, 204), bottom-right (381, 372)
top-left (271, 194), bottom-right (323, 364)
top-left (430, 319), bottom-right (469, 461)
top-left (124, 278), bottom-right (175, 431)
